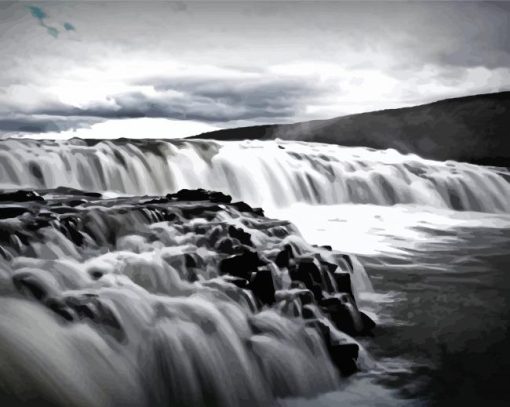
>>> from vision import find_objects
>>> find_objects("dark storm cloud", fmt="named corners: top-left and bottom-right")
top-left (0, 115), bottom-right (98, 134)
top-left (36, 75), bottom-right (327, 123)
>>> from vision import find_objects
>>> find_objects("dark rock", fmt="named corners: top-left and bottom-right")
top-left (215, 237), bottom-right (236, 254)
top-left (223, 275), bottom-right (250, 289)
top-left (275, 249), bottom-right (290, 268)
top-left (289, 280), bottom-right (306, 290)
top-left (12, 272), bottom-right (54, 301)
top-left (306, 319), bottom-right (359, 375)
top-left (141, 197), bottom-right (169, 205)
top-left (250, 267), bottom-right (275, 305)
top-left (89, 269), bottom-right (104, 280)
top-left (310, 284), bottom-right (324, 302)
top-left (0, 206), bottom-right (30, 219)
top-left (46, 298), bottom-right (75, 322)
top-left (228, 225), bottom-right (252, 246)
top-left (320, 261), bottom-right (338, 274)
top-left (360, 311), bottom-right (377, 334)
top-left (67, 199), bottom-right (87, 207)
top-left (328, 342), bottom-right (359, 376)
top-left (64, 294), bottom-right (124, 340)
top-left (60, 217), bottom-right (84, 246)
top-left (181, 204), bottom-right (221, 219)
top-left (271, 226), bottom-right (288, 238)
top-left (333, 271), bottom-right (353, 296)
top-left (184, 253), bottom-right (197, 268)
top-left (231, 201), bottom-right (263, 216)
top-left (209, 191), bottom-right (232, 204)
top-left (65, 296), bottom-right (96, 320)
top-left (340, 254), bottom-right (353, 271)
top-left (320, 294), bottom-right (363, 335)
top-left (50, 206), bottom-right (80, 214)
top-left (206, 225), bottom-right (223, 246)
top-left (296, 289), bottom-right (315, 305)
top-left (290, 257), bottom-right (322, 291)
top-left (52, 186), bottom-right (102, 198)
top-left (306, 319), bottom-right (332, 342)
top-left (170, 188), bottom-right (231, 203)
top-left (275, 244), bottom-right (293, 268)
top-left (302, 304), bottom-right (316, 319)
top-left (231, 201), bottom-right (253, 212)
top-left (25, 217), bottom-right (51, 231)
top-left (0, 190), bottom-right (44, 203)
top-left (219, 248), bottom-right (264, 280)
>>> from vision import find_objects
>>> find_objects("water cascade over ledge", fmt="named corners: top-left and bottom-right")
top-left (1, 138), bottom-right (509, 213)
top-left (1, 138), bottom-right (510, 406)
top-left (0, 188), bottom-right (375, 407)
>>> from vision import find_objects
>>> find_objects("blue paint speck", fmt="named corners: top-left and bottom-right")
top-left (27, 5), bottom-right (47, 21)
top-left (47, 27), bottom-right (59, 38)
top-left (63, 22), bottom-right (75, 31)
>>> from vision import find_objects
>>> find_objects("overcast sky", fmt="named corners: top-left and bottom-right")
top-left (1, 1), bottom-right (509, 138)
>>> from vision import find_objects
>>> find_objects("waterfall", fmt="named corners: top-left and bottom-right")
top-left (1, 138), bottom-right (509, 213)
top-left (2, 137), bottom-right (506, 406)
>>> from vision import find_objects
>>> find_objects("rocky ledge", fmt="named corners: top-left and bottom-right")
top-left (0, 188), bottom-right (375, 380)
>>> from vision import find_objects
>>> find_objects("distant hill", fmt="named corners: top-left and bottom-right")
top-left (194, 92), bottom-right (510, 167)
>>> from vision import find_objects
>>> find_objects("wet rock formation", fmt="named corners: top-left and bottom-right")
top-left (0, 188), bottom-right (375, 407)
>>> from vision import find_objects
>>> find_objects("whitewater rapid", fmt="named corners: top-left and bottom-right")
top-left (1, 138), bottom-right (509, 213)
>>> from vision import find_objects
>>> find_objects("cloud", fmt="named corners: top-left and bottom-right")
top-left (1, 1), bottom-right (510, 138)
top-left (38, 75), bottom-right (328, 123)
top-left (0, 115), bottom-right (98, 135)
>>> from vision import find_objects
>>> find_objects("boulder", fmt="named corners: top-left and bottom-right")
top-left (215, 237), bottom-right (237, 254)
top-left (46, 297), bottom-right (75, 322)
top-left (320, 294), bottom-right (364, 335)
top-left (0, 206), bottom-right (30, 219)
top-left (275, 244), bottom-right (294, 268)
top-left (219, 248), bottom-right (264, 280)
top-left (0, 190), bottom-right (44, 202)
top-left (360, 311), bottom-right (377, 334)
top-left (328, 342), bottom-right (359, 376)
top-left (169, 188), bottom-right (232, 203)
top-left (231, 201), bottom-right (264, 216)
top-left (333, 271), bottom-right (353, 296)
top-left (289, 256), bottom-right (323, 292)
top-left (306, 319), bottom-right (359, 375)
top-left (228, 225), bottom-right (252, 246)
top-left (250, 267), bottom-right (276, 305)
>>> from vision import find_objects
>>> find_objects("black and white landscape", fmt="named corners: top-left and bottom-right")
top-left (1, 2), bottom-right (510, 407)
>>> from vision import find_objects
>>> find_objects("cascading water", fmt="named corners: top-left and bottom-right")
top-left (2, 137), bottom-right (510, 407)
top-left (0, 184), bottom-right (373, 407)
top-left (1, 138), bottom-right (509, 212)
